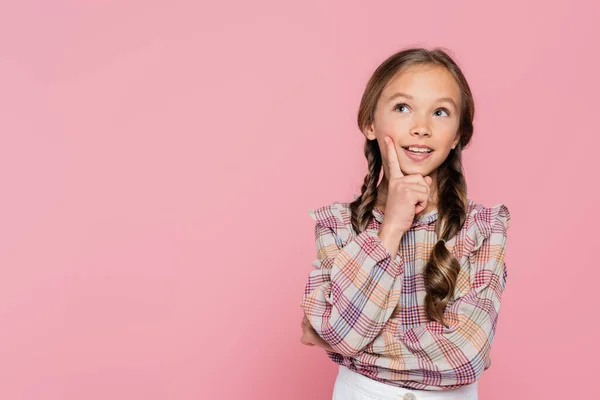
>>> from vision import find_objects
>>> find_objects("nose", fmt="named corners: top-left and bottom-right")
top-left (410, 126), bottom-right (431, 137)
top-left (409, 115), bottom-right (432, 137)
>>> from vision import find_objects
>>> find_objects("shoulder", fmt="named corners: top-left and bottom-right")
top-left (307, 200), bottom-right (354, 244)
top-left (463, 199), bottom-right (511, 252)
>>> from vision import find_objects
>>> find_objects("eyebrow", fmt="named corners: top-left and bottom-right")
top-left (387, 92), bottom-right (458, 109)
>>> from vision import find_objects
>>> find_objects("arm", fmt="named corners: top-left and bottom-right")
top-left (300, 217), bottom-right (405, 358)
top-left (369, 204), bottom-right (511, 385)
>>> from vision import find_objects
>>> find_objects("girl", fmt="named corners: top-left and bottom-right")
top-left (300, 47), bottom-right (510, 400)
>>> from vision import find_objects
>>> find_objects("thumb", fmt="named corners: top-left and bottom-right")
top-left (424, 176), bottom-right (433, 186)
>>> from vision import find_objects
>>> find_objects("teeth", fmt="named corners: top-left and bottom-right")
top-left (406, 147), bottom-right (432, 153)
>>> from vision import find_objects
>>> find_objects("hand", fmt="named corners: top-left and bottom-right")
top-left (300, 315), bottom-right (335, 352)
top-left (382, 136), bottom-right (433, 234)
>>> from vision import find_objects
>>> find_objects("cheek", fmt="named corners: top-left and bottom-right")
top-left (374, 112), bottom-right (405, 134)
top-left (436, 118), bottom-right (460, 134)
top-left (375, 121), bottom-right (396, 138)
top-left (434, 123), bottom-right (459, 146)
top-left (434, 148), bottom-right (453, 162)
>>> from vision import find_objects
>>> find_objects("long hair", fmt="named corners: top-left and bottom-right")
top-left (349, 47), bottom-right (475, 326)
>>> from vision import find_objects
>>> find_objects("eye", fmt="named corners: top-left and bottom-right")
top-left (435, 108), bottom-right (451, 117)
top-left (394, 103), bottom-right (452, 117)
top-left (393, 103), bottom-right (410, 113)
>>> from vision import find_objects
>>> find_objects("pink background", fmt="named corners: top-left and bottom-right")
top-left (1, 1), bottom-right (599, 399)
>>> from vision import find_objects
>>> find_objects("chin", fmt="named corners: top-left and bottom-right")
top-left (400, 165), bottom-right (432, 176)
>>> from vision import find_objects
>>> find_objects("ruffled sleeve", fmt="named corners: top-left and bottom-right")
top-left (471, 203), bottom-right (511, 290)
top-left (473, 204), bottom-right (511, 247)
top-left (301, 201), bottom-right (405, 357)
top-left (307, 202), bottom-right (354, 247)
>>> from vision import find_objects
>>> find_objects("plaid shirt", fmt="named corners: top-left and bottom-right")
top-left (300, 195), bottom-right (510, 391)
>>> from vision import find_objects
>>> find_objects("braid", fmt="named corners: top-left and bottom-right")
top-left (350, 139), bottom-right (382, 233)
top-left (423, 145), bottom-right (469, 326)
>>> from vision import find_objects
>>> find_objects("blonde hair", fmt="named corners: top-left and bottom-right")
top-left (350, 47), bottom-right (475, 326)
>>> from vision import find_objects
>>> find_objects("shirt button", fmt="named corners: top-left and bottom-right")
top-left (402, 394), bottom-right (417, 400)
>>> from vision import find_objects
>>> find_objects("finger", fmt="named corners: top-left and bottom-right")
top-left (404, 183), bottom-right (429, 193)
top-left (403, 183), bottom-right (432, 201)
top-left (400, 174), bottom-right (431, 187)
top-left (301, 329), bottom-right (312, 342)
top-left (412, 189), bottom-right (429, 204)
top-left (304, 329), bottom-right (330, 350)
top-left (302, 315), bottom-right (312, 327)
top-left (312, 335), bottom-right (334, 352)
top-left (384, 137), bottom-right (404, 178)
top-left (300, 334), bottom-right (315, 346)
top-left (400, 175), bottom-right (432, 200)
top-left (302, 319), bottom-right (311, 331)
top-left (411, 190), bottom-right (429, 213)
top-left (302, 330), bottom-right (321, 347)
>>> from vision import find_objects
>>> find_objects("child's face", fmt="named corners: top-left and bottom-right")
top-left (365, 64), bottom-right (462, 180)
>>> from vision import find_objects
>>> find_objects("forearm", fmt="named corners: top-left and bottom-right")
top-left (302, 229), bottom-right (405, 357)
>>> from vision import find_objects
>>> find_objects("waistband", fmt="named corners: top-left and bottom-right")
top-left (336, 365), bottom-right (478, 400)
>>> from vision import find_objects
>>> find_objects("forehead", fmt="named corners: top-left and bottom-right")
top-left (381, 64), bottom-right (461, 103)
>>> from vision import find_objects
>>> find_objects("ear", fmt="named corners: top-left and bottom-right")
top-left (364, 121), bottom-right (376, 141)
top-left (451, 134), bottom-right (460, 150)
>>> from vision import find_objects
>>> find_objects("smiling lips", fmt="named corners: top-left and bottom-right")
top-left (402, 146), bottom-right (434, 162)
top-left (402, 145), bottom-right (433, 152)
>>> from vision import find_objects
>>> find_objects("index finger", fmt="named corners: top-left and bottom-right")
top-left (384, 136), bottom-right (404, 178)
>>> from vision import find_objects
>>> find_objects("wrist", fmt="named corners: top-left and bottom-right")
top-left (378, 223), bottom-right (405, 240)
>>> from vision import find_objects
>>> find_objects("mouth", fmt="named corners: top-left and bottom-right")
top-left (401, 146), bottom-right (434, 154)
top-left (401, 146), bottom-right (434, 162)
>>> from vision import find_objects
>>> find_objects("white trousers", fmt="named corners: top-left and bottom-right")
top-left (332, 366), bottom-right (478, 400)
